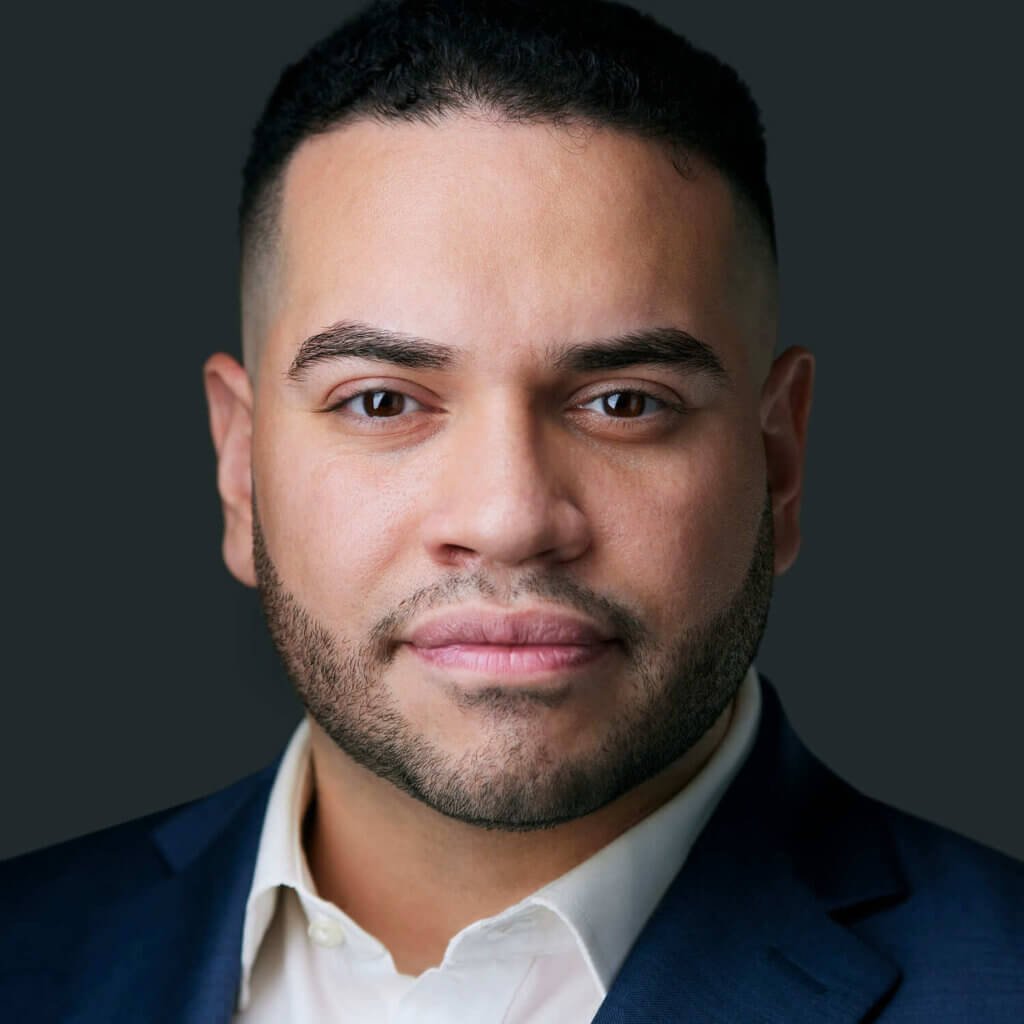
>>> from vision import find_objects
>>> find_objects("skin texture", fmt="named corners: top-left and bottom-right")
top-left (204, 114), bottom-right (814, 973)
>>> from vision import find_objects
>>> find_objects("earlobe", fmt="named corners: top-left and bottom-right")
top-left (202, 353), bottom-right (257, 587)
top-left (760, 346), bottom-right (815, 576)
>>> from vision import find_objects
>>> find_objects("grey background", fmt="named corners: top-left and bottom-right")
top-left (3, 1), bottom-right (1021, 861)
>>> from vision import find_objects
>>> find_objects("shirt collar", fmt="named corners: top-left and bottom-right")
top-left (238, 666), bottom-right (761, 1004)
top-left (237, 718), bottom-right (315, 1008)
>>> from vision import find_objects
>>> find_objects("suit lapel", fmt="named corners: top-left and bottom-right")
top-left (593, 682), bottom-right (907, 1024)
top-left (65, 760), bottom-right (278, 1024)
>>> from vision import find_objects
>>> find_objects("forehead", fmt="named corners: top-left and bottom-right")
top-left (268, 114), bottom-right (748, 380)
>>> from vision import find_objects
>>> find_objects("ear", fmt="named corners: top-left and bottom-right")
top-left (760, 345), bottom-right (815, 575)
top-left (203, 352), bottom-right (256, 587)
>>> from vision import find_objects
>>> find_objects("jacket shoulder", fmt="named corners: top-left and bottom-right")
top-left (3, 802), bottom-right (179, 914)
top-left (0, 763), bottom-right (276, 960)
top-left (762, 682), bottom-right (1023, 1019)
top-left (847, 798), bottom-right (1024, 1017)
top-left (874, 800), bottom-right (1023, 934)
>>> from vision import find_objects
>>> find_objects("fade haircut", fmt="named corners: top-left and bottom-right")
top-left (239, 0), bottom-right (776, 373)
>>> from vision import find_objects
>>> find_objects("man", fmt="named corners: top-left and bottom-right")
top-left (2, 0), bottom-right (1021, 1021)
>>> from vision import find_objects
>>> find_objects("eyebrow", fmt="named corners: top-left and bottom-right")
top-left (286, 321), bottom-right (456, 380)
top-left (552, 326), bottom-right (728, 383)
top-left (286, 319), bottom-right (728, 385)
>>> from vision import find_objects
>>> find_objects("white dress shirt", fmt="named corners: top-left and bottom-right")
top-left (234, 666), bottom-right (762, 1023)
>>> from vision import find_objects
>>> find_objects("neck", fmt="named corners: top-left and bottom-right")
top-left (303, 702), bottom-right (733, 976)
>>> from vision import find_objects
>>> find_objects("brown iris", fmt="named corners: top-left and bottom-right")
top-left (602, 391), bottom-right (646, 417)
top-left (362, 391), bottom-right (406, 416)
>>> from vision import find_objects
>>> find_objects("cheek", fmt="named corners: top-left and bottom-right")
top-left (256, 433), bottom-right (415, 618)
top-left (593, 427), bottom-right (762, 629)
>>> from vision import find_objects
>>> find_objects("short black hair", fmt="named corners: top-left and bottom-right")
top-left (240, 0), bottom-right (775, 267)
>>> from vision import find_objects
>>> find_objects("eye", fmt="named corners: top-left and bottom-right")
top-left (578, 389), bottom-right (674, 419)
top-left (330, 389), bottom-right (426, 419)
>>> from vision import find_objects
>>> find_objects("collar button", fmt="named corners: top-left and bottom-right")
top-left (307, 916), bottom-right (345, 948)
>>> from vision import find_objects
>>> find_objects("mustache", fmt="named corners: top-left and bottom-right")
top-left (364, 567), bottom-right (650, 664)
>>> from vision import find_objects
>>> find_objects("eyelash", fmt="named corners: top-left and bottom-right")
top-left (324, 387), bottom-right (686, 427)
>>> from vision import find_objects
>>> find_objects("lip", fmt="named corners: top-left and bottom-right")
top-left (405, 609), bottom-right (619, 678)
top-left (407, 610), bottom-right (614, 648)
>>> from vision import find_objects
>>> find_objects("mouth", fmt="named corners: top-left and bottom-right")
top-left (402, 607), bottom-right (620, 680)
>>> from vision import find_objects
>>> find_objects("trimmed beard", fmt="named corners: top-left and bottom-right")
top-left (253, 494), bottom-right (774, 832)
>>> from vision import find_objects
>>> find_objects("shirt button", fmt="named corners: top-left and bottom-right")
top-left (307, 916), bottom-right (345, 948)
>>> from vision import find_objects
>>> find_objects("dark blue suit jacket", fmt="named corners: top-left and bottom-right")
top-left (3, 682), bottom-right (1022, 1023)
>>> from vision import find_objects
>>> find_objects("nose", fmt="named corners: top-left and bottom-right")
top-left (419, 394), bottom-right (591, 572)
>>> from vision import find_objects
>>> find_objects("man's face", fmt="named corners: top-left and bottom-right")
top-left (216, 116), bottom-right (801, 831)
